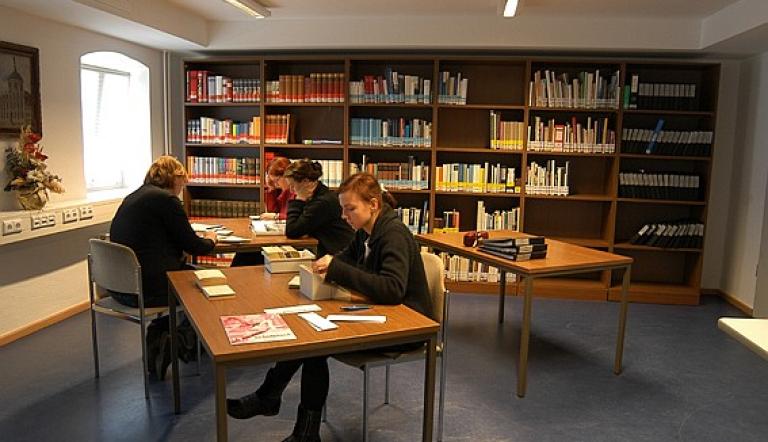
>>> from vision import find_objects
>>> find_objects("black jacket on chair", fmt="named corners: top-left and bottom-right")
top-left (325, 204), bottom-right (433, 319)
top-left (110, 184), bottom-right (215, 299)
top-left (285, 181), bottom-right (354, 257)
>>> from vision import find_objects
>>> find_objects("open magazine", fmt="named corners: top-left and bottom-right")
top-left (220, 313), bottom-right (297, 345)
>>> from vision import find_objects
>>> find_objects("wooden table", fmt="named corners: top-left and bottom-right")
top-left (167, 267), bottom-right (440, 442)
top-left (416, 230), bottom-right (633, 397)
top-left (197, 217), bottom-right (318, 253)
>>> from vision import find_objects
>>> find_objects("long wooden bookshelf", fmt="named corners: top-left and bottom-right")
top-left (180, 55), bottom-right (719, 305)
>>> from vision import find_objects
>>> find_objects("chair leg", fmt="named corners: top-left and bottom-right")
top-left (438, 354), bottom-right (447, 442)
top-left (321, 403), bottom-right (327, 423)
top-left (384, 364), bottom-right (391, 404)
top-left (90, 308), bottom-right (100, 378)
top-left (363, 364), bottom-right (370, 442)
top-left (139, 317), bottom-right (150, 400)
top-left (196, 336), bottom-right (201, 376)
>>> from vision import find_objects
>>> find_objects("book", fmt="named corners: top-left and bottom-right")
top-left (220, 313), bottom-right (296, 345)
top-left (479, 236), bottom-right (546, 247)
top-left (194, 269), bottom-right (227, 287)
top-left (479, 243), bottom-right (547, 254)
top-left (645, 119), bottom-right (665, 154)
top-left (201, 284), bottom-right (236, 298)
top-left (478, 248), bottom-right (548, 261)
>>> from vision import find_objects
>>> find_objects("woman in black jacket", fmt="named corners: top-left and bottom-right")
top-left (284, 159), bottom-right (354, 257)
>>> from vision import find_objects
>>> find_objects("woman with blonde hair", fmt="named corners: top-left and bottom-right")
top-left (110, 155), bottom-right (216, 377)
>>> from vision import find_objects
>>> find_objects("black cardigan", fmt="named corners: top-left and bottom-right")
top-left (325, 204), bottom-right (433, 319)
top-left (285, 181), bottom-right (354, 257)
top-left (110, 184), bottom-right (215, 298)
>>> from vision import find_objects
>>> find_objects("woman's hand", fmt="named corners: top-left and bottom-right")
top-left (261, 212), bottom-right (277, 220)
top-left (312, 254), bottom-right (333, 274)
top-left (293, 180), bottom-right (316, 201)
top-left (202, 230), bottom-right (218, 243)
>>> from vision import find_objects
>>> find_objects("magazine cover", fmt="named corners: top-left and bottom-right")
top-left (220, 313), bottom-right (297, 345)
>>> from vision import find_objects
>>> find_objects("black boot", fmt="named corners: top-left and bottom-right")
top-left (226, 366), bottom-right (288, 419)
top-left (154, 331), bottom-right (172, 381)
top-left (281, 405), bottom-right (322, 442)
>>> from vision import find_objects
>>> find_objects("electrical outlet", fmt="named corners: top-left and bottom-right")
top-left (31, 214), bottom-right (44, 230)
top-left (2, 218), bottom-right (22, 235)
top-left (46, 213), bottom-right (56, 227)
top-left (79, 205), bottom-right (94, 220)
top-left (62, 208), bottom-right (78, 224)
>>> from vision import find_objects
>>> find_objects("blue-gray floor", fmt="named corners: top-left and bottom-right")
top-left (1, 293), bottom-right (767, 441)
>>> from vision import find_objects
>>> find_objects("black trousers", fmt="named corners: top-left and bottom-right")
top-left (261, 357), bottom-right (329, 411)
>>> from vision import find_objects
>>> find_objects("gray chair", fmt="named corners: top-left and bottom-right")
top-left (332, 251), bottom-right (450, 442)
top-left (88, 238), bottom-right (193, 398)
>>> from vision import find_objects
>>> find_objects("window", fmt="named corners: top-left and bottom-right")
top-left (80, 52), bottom-right (151, 193)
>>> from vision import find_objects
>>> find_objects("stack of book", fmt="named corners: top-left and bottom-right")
top-left (477, 237), bottom-right (548, 261)
top-left (186, 70), bottom-right (260, 103)
top-left (265, 73), bottom-right (344, 103)
top-left (194, 269), bottom-right (235, 298)
top-left (529, 69), bottom-right (620, 109)
top-left (489, 111), bottom-right (524, 150)
top-left (526, 160), bottom-right (570, 196)
top-left (618, 171), bottom-right (701, 201)
top-left (437, 71), bottom-right (469, 105)
top-left (349, 69), bottom-right (431, 104)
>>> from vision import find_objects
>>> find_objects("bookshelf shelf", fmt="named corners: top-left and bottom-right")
top-left (181, 55), bottom-right (719, 305)
top-left (613, 242), bottom-right (702, 253)
top-left (435, 191), bottom-right (520, 198)
top-left (186, 183), bottom-right (261, 189)
top-left (623, 109), bottom-right (715, 117)
top-left (525, 194), bottom-right (612, 202)
top-left (436, 147), bottom-right (522, 154)
top-left (619, 153), bottom-right (710, 161)
top-left (264, 144), bottom-right (343, 149)
top-left (616, 198), bottom-right (706, 206)
top-left (526, 151), bottom-right (615, 158)
top-left (185, 102), bottom-right (260, 107)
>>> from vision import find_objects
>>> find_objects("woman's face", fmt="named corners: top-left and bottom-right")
top-left (271, 174), bottom-right (290, 191)
top-left (172, 174), bottom-right (187, 196)
top-left (339, 191), bottom-right (378, 232)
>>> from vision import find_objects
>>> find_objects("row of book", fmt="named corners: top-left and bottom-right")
top-left (621, 126), bottom-right (713, 156)
top-left (629, 221), bottom-right (705, 249)
top-left (349, 117), bottom-right (432, 147)
top-left (186, 71), bottom-right (261, 103)
top-left (195, 253), bottom-right (236, 268)
top-left (349, 157), bottom-right (430, 190)
top-left (528, 116), bottom-right (616, 153)
top-left (287, 158), bottom-right (344, 188)
top-left (264, 114), bottom-right (292, 144)
top-left (265, 73), bottom-right (345, 103)
top-left (349, 70), bottom-right (431, 104)
top-left (476, 201), bottom-right (520, 232)
top-left (489, 111), bottom-right (524, 150)
top-left (618, 172), bottom-right (702, 201)
top-left (478, 236), bottom-right (548, 261)
top-left (438, 252), bottom-right (518, 283)
top-left (189, 199), bottom-right (259, 218)
top-left (526, 160), bottom-right (570, 196)
top-left (624, 76), bottom-right (700, 110)
top-left (186, 156), bottom-right (260, 184)
top-left (435, 163), bottom-right (520, 193)
top-left (433, 210), bottom-right (460, 233)
top-left (186, 117), bottom-right (261, 145)
top-left (437, 71), bottom-right (469, 105)
top-left (395, 203), bottom-right (429, 234)
top-left (529, 69), bottom-right (621, 109)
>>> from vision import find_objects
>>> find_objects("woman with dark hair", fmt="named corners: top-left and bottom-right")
top-left (227, 160), bottom-right (354, 441)
top-left (283, 159), bottom-right (355, 256)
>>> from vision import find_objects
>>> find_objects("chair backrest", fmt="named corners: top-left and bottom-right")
top-left (420, 251), bottom-right (447, 324)
top-left (88, 238), bottom-right (142, 296)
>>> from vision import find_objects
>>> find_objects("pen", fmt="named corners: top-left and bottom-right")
top-left (341, 304), bottom-right (371, 311)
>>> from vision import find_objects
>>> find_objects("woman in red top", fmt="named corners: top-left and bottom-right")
top-left (262, 157), bottom-right (295, 220)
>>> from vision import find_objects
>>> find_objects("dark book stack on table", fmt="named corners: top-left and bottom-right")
top-left (477, 236), bottom-right (548, 261)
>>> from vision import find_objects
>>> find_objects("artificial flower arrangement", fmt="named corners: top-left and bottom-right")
top-left (4, 126), bottom-right (64, 209)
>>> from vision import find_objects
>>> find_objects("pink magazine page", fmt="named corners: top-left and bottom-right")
top-left (220, 313), bottom-right (297, 345)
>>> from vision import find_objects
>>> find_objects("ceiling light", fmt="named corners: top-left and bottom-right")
top-left (503, 0), bottom-right (519, 17)
top-left (222, 0), bottom-right (271, 18)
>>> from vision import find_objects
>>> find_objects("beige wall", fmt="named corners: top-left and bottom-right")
top-left (0, 5), bottom-right (165, 338)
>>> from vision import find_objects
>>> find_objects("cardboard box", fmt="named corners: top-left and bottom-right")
top-left (263, 249), bottom-right (316, 273)
top-left (298, 265), bottom-right (352, 301)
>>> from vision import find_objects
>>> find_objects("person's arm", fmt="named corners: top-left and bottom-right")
top-left (160, 194), bottom-right (215, 255)
top-left (285, 197), bottom-right (336, 239)
top-left (264, 188), bottom-right (279, 213)
top-left (325, 229), bottom-right (410, 305)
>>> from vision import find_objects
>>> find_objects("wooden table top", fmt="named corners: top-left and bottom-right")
top-left (416, 231), bottom-right (632, 276)
top-left (198, 217), bottom-right (318, 252)
top-left (168, 267), bottom-right (439, 364)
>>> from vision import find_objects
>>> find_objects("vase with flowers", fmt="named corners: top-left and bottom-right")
top-left (4, 126), bottom-right (65, 210)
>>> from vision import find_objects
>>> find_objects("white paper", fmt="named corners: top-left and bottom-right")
top-left (326, 315), bottom-right (387, 323)
top-left (264, 304), bottom-right (321, 315)
top-left (217, 235), bottom-right (249, 243)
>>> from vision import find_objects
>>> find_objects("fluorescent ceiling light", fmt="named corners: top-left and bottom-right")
top-left (222, 0), bottom-right (271, 18)
top-left (503, 0), bottom-right (519, 17)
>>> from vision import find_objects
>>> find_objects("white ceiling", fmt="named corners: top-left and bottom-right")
top-left (171, 0), bottom-right (741, 20)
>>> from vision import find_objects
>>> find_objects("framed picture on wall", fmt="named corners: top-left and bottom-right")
top-left (0, 41), bottom-right (42, 135)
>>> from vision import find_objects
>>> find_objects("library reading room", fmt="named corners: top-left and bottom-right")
top-left (1, 1), bottom-right (768, 441)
